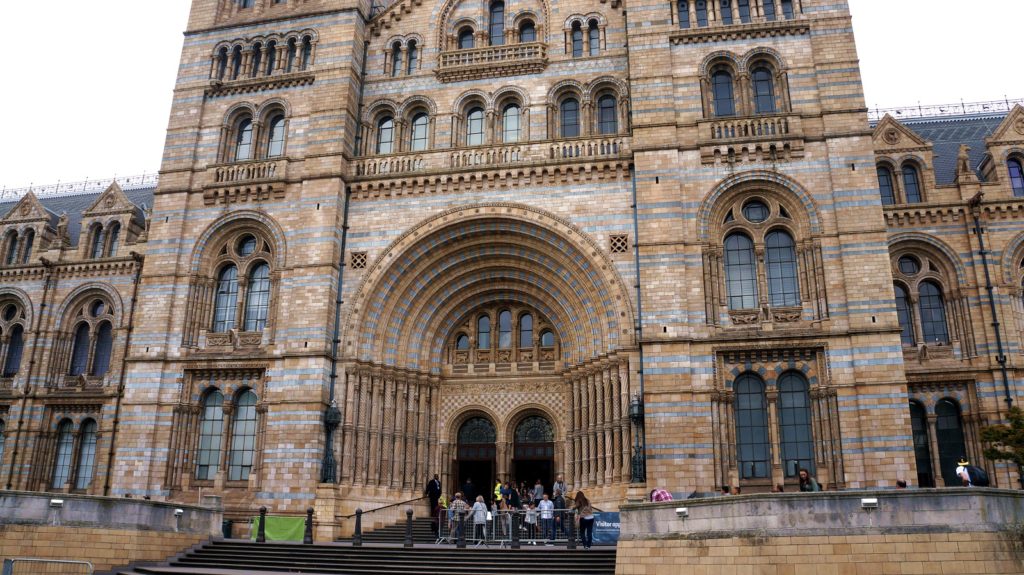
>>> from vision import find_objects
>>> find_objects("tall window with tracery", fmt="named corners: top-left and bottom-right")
top-left (735, 373), bottom-right (770, 479)
top-left (51, 420), bottom-right (75, 489)
top-left (1, 302), bottom-right (26, 378)
top-left (228, 390), bottom-right (258, 481)
top-left (208, 233), bottom-right (275, 336)
top-left (65, 299), bottom-right (115, 379)
top-left (196, 390), bottom-right (224, 480)
top-left (74, 419), bottom-right (98, 490)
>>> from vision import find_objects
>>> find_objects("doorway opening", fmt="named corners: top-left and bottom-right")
top-left (511, 414), bottom-right (555, 496)
top-left (455, 416), bottom-right (496, 504)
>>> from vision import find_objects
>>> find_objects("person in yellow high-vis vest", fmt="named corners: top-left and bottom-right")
top-left (494, 479), bottom-right (502, 505)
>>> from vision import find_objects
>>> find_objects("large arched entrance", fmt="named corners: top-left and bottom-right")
top-left (512, 415), bottom-right (555, 494)
top-left (455, 416), bottom-right (496, 501)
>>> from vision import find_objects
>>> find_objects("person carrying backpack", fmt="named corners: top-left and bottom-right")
top-left (955, 457), bottom-right (990, 487)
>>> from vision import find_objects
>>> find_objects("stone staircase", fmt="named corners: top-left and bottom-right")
top-left (345, 515), bottom-right (438, 544)
top-left (111, 539), bottom-right (617, 575)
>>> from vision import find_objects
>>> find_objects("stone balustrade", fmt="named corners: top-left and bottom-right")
top-left (700, 113), bottom-right (799, 142)
top-left (211, 159), bottom-right (285, 184)
top-left (436, 43), bottom-right (548, 82)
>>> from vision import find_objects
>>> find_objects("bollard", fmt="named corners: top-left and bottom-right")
top-left (404, 507), bottom-right (414, 548)
top-left (304, 507), bottom-right (314, 544)
top-left (456, 510), bottom-right (466, 549)
top-left (257, 507), bottom-right (267, 543)
top-left (566, 511), bottom-right (576, 550)
top-left (510, 512), bottom-right (520, 549)
top-left (353, 508), bottom-right (363, 547)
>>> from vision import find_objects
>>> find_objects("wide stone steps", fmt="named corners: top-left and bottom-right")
top-left (113, 540), bottom-right (616, 575)
top-left (345, 516), bottom-right (438, 544)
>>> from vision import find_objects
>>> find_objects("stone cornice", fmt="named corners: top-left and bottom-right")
top-left (669, 20), bottom-right (810, 45)
top-left (205, 72), bottom-right (315, 97)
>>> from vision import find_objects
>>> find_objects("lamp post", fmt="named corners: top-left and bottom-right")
top-left (629, 392), bottom-right (646, 483)
top-left (320, 401), bottom-right (342, 483)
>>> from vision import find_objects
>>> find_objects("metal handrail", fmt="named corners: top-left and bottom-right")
top-left (3, 558), bottom-right (93, 574)
top-left (336, 495), bottom-right (429, 520)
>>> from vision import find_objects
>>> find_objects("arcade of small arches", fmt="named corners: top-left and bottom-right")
top-left (701, 49), bottom-right (792, 119)
top-left (673, 0), bottom-right (801, 29)
top-left (210, 30), bottom-right (317, 82)
top-left (1, 228), bottom-right (36, 267)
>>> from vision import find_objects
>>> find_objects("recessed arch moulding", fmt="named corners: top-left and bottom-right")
top-left (335, 203), bottom-right (638, 504)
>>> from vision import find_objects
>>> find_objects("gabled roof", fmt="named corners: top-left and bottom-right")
top-left (872, 113), bottom-right (1006, 185)
top-left (0, 186), bottom-right (154, 246)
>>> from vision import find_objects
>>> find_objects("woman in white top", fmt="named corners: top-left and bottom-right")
top-left (471, 495), bottom-right (488, 540)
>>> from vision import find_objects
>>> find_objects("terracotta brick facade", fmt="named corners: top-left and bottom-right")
top-left (0, 0), bottom-right (1022, 535)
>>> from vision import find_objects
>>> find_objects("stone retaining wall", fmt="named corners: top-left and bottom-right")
top-left (0, 491), bottom-right (221, 572)
top-left (616, 489), bottom-right (1024, 575)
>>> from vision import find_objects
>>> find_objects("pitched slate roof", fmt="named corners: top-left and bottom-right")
top-left (0, 186), bottom-right (155, 246)
top-left (872, 114), bottom-right (1006, 186)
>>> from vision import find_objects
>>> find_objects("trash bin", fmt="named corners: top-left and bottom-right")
top-left (222, 519), bottom-right (234, 539)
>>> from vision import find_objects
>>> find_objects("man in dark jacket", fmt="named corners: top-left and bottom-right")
top-left (426, 474), bottom-right (442, 510)
top-left (553, 490), bottom-right (566, 538)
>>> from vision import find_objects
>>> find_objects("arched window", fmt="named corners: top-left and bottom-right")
top-left (250, 43), bottom-right (263, 79)
top-left (894, 284), bottom-right (915, 346)
top-left (300, 36), bottom-right (312, 70)
top-left (489, 1), bottom-right (505, 46)
top-left (105, 223), bottom-right (120, 258)
top-left (695, 0), bottom-right (708, 26)
top-left (738, 0), bottom-right (751, 22)
top-left (244, 263), bottom-right (271, 332)
top-left (777, 372), bottom-right (813, 477)
top-left (231, 45), bottom-right (243, 79)
top-left (265, 41), bottom-right (277, 75)
top-left (52, 420), bottom-right (75, 488)
top-left (196, 390), bottom-right (224, 480)
top-left (712, 70), bottom-right (735, 117)
top-left (588, 20), bottom-right (600, 56)
top-left (4, 324), bottom-right (24, 377)
top-left (217, 47), bottom-right (229, 80)
top-left (376, 116), bottom-right (395, 154)
top-left (74, 419), bottom-right (98, 490)
top-left (560, 98), bottom-right (580, 138)
top-left (477, 315), bottom-right (491, 349)
top-left (407, 40), bottom-right (418, 74)
top-left (286, 38), bottom-right (297, 72)
top-left (763, 0), bottom-right (777, 20)
top-left (466, 107), bottom-right (485, 146)
top-left (724, 233), bottom-right (757, 310)
top-left (228, 390), bottom-right (258, 481)
top-left (212, 265), bottom-right (239, 333)
top-left (735, 374), bottom-right (770, 479)
top-left (540, 330), bottom-right (555, 347)
top-left (498, 310), bottom-right (513, 348)
top-left (520, 21), bottom-right (536, 42)
top-left (68, 323), bottom-right (91, 376)
top-left (519, 313), bottom-right (533, 348)
top-left (4, 233), bottom-right (17, 266)
top-left (877, 166), bottom-right (896, 205)
top-left (1008, 158), bottom-right (1024, 197)
top-left (89, 322), bottom-right (113, 377)
top-left (918, 281), bottom-right (949, 344)
top-left (781, 0), bottom-right (795, 19)
top-left (89, 226), bottom-right (105, 260)
top-left (597, 95), bottom-right (618, 135)
top-left (456, 334), bottom-right (470, 350)
top-left (458, 27), bottom-right (475, 49)
top-left (765, 230), bottom-right (799, 307)
top-left (719, 0), bottom-right (733, 24)
top-left (410, 113), bottom-right (429, 151)
top-left (935, 399), bottom-right (967, 486)
top-left (752, 67), bottom-right (776, 114)
top-left (391, 42), bottom-right (402, 77)
top-left (909, 402), bottom-right (935, 488)
top-left (502, 104), bottom-right (521, 143)
top-left (20, 229), bottom-right (34, 264)
top-left (902, 164), bottom-right (922, 203)
top-left (678, 0), bottom-right (690, 29)
top-left (267, 114), bottom-right (286, 157)
top-left (234, 118), bottom-right (254, 161)
top-left (238, 235), bottom-right (257, 257)
top-left (571, 23), bottom-right (583, 58)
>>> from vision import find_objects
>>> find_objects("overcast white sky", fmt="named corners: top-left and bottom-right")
top-left (1, 1), bottom-right (1022, 190)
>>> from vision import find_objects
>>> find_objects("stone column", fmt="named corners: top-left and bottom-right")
top-left (926, 414), bottom-right (942, 486)
top-left (393, 378), bottom-right (408, 489)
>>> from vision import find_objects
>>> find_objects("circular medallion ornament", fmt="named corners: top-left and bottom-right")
top-left (883, 128), bottom-right (901, 145)
top-left (1014, 117), bottom-right (1024, 136)
top-left (20, 205), bottom-right (30, 216)
top-left (105, 196), bottom-right (116, 208)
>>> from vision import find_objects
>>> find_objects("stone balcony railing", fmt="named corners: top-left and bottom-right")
top-left (696, 113), bottom-right (805, 164)
top-left (211, 159), bottom-right (286, 184)
top-left (353, 135), bottom-right (631, 177)
top-left (202, 159), bottom-right (288, 205)
top-left (436, 42), bottom-right (548, 83)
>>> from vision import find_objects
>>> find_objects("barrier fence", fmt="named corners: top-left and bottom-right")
top-left (2, 558), bottom-right (93, 574)
top-left (435, 508), bottom-right (579, 548)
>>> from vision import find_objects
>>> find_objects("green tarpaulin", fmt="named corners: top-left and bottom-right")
top-left (250, 515), bottom-right (306, 542)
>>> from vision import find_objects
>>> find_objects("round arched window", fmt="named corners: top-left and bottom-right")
top-left (742, 200), bottom-right (770, 223)
top-left (90, 300), bottom-right (106, 317)
top-left (2, 305), bottom-right (17, 322)
top-left (897, 255), bottom-right (920, 276)
top-left (238, 235), bottom-right (258, 257)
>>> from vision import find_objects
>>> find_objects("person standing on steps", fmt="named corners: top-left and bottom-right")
top-left (538, 493), bottom-right (555, 545)
top-left (471, 495), bottom-right (488, 541)
top-left (553, 474), bottom-right (567, 499)
top-left (573, 491), bottom-right (596, 550)
top-left (553, 489), bottom-right (567, 538)
top-left (448, 492), bottom-right (469, 543)
top-left (533, 478), bottom-right (545, 503)
top-left (462, 477), bottom-right (476, 503)
top-left (426, 473), bottom-right (442, 511)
